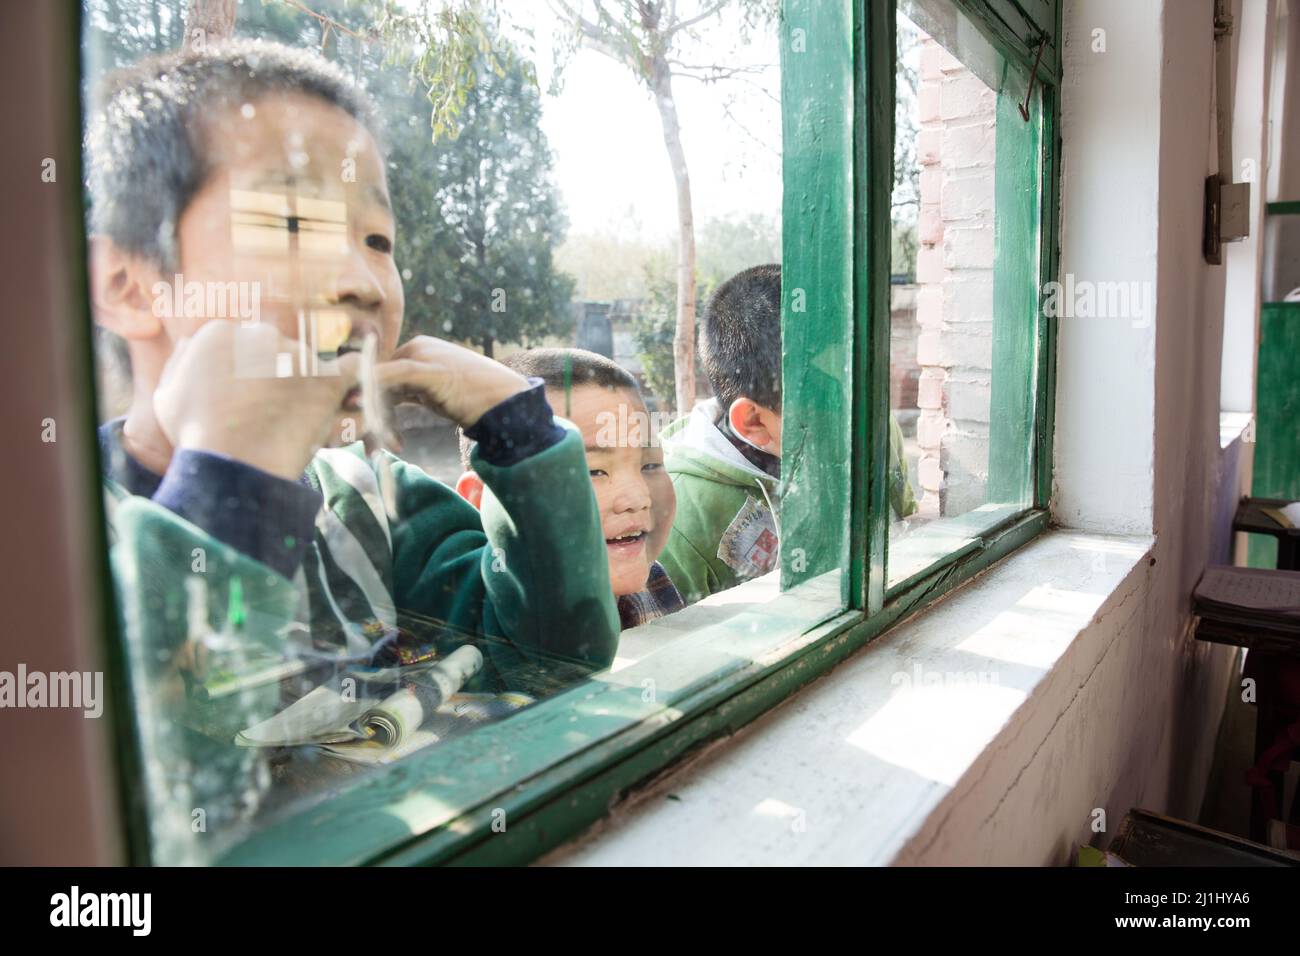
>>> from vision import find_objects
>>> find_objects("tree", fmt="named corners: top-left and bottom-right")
top-left (273, 1), bottom-right (575, 355)
top-left (632, 251), bottom-right (708, 412)
top-left (387, 53), bottom-right (575, 356)
top-left (549, 0), bottom-right (776, 415)
top-left (628, 211), bottom-right (775, 409)
top-left (85, 0), bottom-right (574, 359)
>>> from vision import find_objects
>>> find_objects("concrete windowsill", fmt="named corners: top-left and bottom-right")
top-left (543, 528), bottom-right (1154, 866)
top-left (1219, 411), bottom-right (1254, 450)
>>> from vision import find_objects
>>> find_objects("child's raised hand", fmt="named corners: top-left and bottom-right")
top-left (153, 320), bottom-right (362, 481)
top-left (376, 335), bottom-right (529, 428)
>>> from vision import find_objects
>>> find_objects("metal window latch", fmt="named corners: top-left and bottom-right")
top-left (1018, 33), bottom-right (1048, 122)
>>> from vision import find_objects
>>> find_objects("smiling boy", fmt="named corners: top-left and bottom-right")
top-left (457, 349), bottom-right (683, 629)
top-left (87, 41), bottom-right (620, 709)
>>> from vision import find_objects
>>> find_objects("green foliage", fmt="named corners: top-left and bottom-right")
top-left (891, 224), bottom-right (918, 281)
top-left (630, 252), bottom-right (688, 411)
top-left (384, 55), bottom-right (574, 353)
top-left (556, 227), bottom-right (666, 301)
top-left (696, 213), bottom-right (780, 280)
top-left (359, 0), bottom-right (529, 141)
top-left (626, 212), bottom-right (776, 410)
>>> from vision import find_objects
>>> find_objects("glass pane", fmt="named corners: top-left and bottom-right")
top-left (82, 0), bottom-right (805, 864)
top-left (888, 0), bottom-right (1041, 589)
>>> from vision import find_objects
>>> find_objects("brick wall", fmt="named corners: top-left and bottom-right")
top-left (911, 35), bottom-right (997, 518)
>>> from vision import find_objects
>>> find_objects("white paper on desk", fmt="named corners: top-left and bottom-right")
top-left (1281, 503), bottom-right (1300, 528)
top-left (236, 685), bottom-right (375, 747)
top-left (1195, 567), bottom-right (1300, 613)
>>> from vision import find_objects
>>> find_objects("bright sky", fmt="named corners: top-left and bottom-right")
top-left (506, 2), bottom-right (782, 241)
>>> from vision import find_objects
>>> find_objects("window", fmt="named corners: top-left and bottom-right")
top-left (80, 0), bottom-right (1057, 865)
top-left (886, 0), bottom-right (1047, 590)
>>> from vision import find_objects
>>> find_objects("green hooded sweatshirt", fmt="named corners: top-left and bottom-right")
top-left (658, 401), bottom-right (916, 606)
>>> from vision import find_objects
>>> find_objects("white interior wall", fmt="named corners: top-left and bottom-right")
top-left (1221, 0), bottom-right (1276, 413)
top-left (896, 0), bottom-right (1264, 861)
top-left (1048, 0), bottom-right (1251, 839)
top-left (1051, 0), bottom-right (1161, 534)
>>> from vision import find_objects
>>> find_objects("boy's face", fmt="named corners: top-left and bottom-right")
top-left (552, 385), bottom-right (676, 597)
top-left (171, 92), bottom-right (403, 368)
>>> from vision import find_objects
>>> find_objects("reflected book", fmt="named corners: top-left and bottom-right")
top-left (235, 645), bottom-right (533, 764)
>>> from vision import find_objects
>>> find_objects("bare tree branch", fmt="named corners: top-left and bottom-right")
top-left (665, 0), bottom-right (730, 37)
top-left (719, 99), bottom-right (780, 156)
top-left (549, 0), bottom-right (639, 69)
top-left (667, 60), bottom-right (768, 83)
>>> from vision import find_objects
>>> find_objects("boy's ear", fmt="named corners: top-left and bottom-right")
top-left (88, 236), bottom-right (165, 341)
top-left (455, 471), bottom-right (485, 509)
top-left (728, 397), bottom-right (779, 454)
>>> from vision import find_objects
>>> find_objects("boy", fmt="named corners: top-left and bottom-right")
top-left (457, 349), bottom-right (683, 630)
top-left (87, 41), bottom-right (620, 711)
top-left (659, 264), bottom-right (917, 604)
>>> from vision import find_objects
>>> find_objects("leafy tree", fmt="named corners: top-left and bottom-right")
top-left (628, 211), bottom-right (775, 409)
top-left (695, 211), bottom-right (779, 280)
top-left (632, 250), bottom-right (706, 412)
top-left (393, 50), bottom-right (574, 356)
top-left (84, 0), bottom-right (575, 358)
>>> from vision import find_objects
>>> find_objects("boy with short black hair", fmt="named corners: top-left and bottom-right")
top-left (87, 40), bottom-right (619, 705)
top-left (457, 348), bottom-right (683, 630)
top-left (659, 264), bottom-right (916, 604)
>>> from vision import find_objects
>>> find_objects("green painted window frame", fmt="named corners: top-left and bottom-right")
top-left (87, 0), bottom-right (1061, 866)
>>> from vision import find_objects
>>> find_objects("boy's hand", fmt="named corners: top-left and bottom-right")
top-left (376, 336), bottom-right (529, 428)
top-left (154, 320), bottom-right (361, 481)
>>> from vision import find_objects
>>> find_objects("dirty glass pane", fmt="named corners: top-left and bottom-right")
top-left (888, 0), bottom-right (1041, 589)
top-left (82, 0), bottom-right (790, 863)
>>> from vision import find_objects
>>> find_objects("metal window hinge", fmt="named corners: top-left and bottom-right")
top-left (1205, 0), bottom-right (1250, 263)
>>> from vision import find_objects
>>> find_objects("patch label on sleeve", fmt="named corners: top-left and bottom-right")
top-left (718, 496), bottom-right (779, 578)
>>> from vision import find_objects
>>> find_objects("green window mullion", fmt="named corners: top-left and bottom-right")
top-left (858, 0), bottom-right (896, 615)
top-left (1034, 4), bottom-right (1063, 510)
top-left (779, 0), bottom-right (861, 607)
top-left (986, 57), bottom-right (1042, 507)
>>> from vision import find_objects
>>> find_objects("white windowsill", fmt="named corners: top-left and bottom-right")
top-left (1219, 411), bottom-right (1253, 450)
top-left (541, 528), bottom-right (1154, 866)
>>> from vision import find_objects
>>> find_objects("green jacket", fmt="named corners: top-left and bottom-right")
top-left (657, 402), bottom-right (780, 606)
top-left (106, 423), bottom-right (620, 697)
top-left (658, 402), bottom-right (916, 606)
top-left (106, 421), bottom-right (621, 859)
